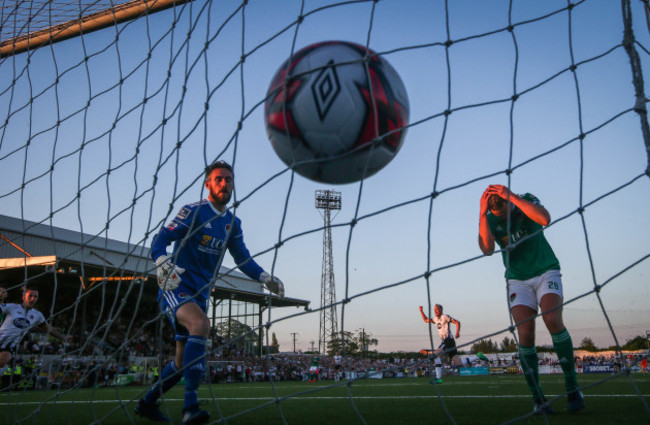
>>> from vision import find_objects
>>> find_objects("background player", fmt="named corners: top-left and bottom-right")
top-left (478, 184), bottom-right (585, 415)
top-left (308, 355), bottom-right (320, 383)
top-left (136, 161), bottom-right (285, 425)
top-left (333, 354), bottom-right (343, 381)
top-left (419, 304), bottom-right (487, 384)
top-left (0, 289), bottom-right (68, 369)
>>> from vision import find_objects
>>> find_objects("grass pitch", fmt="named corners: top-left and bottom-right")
top-left (1, 373), bottom-right (648, 424)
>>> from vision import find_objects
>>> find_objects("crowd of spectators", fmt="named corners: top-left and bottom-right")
top-left (4, 323), bottom-right (648, 392)
top-left (475, 351), bottom-right (648, 370)
top-left (2, 353), bottom-right (444, 391)
top-left (16, 316), bottom-right (175, 359)
top-left (207, 354), bottom-right (438, 384)
top-left (2, 348), bottom-right (647, 392)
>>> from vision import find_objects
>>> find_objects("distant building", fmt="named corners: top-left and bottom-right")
top-left (0, 214), bottom-right (308, 356)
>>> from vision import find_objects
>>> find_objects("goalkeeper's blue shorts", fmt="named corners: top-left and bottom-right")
top-left (159, 287), bottom-right (207, 341)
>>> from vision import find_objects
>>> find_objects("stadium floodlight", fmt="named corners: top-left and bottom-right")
top-left (315, 190), bottom-right (341, 355)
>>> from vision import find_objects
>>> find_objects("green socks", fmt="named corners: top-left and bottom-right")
top-left (518, 328), bottom-right (579, 402)
top-left (519, 345), bottom-right (544, 401)
top-left (552, 328), bottom-right (578, 391)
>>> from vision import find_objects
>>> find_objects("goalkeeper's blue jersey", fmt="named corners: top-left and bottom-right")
top-left (151, 200), bottom-right (264, 300)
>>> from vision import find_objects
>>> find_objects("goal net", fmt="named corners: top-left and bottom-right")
top-left (1, 0), bottom-right (649, 424)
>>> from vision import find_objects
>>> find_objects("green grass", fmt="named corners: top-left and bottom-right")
top-left (1, 373), bottom-right (649, 424)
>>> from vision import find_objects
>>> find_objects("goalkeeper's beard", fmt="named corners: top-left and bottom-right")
top-left (210, 190), bottom-right (231, 207)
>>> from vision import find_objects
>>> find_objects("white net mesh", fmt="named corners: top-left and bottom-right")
top-left (0, 0), bottom-right (649, 424)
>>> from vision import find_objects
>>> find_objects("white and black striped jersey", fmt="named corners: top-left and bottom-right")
top-left (431, 314), bottom-right (456, 341)
top-left (0, 303), bottom-right (45, 350)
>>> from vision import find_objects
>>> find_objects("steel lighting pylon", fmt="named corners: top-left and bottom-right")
top-left (315, 190), bottom-right (341, 354)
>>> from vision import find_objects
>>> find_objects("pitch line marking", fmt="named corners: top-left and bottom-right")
top-left (1, 394), bottom-right (647, 406)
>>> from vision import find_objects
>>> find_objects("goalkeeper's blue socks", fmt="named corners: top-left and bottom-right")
top-left (183, 336), bottom-right (206, 411)
top-left (142, 360), bottom-right (181, 404)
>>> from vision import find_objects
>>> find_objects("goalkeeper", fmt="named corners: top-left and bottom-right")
top-left (419, 304), bottom-right (488, 384)
top-left (478, 184), bottom-right (585, 415)
top-left (136, 160), bottom-right (285, 425)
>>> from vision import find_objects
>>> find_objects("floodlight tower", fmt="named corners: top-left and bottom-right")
top-left (315, 189), bottom-right (341, 354)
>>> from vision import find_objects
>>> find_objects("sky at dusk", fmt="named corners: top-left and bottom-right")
top-left (1, 0), bottom-right (649, 354)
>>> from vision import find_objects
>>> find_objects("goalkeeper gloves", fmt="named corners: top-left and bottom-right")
top-left (260, 271), bottom-right (284, 298)
top-left (155, 255), bottom-right (185, 291)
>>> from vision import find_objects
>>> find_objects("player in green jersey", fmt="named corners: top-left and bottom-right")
top-left (478, 184), bottom-right (585, 415)
top-left (308, 356), bottom-right (320, 383)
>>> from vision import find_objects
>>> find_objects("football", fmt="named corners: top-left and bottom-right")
top-left (264, 41), bottom-right (409, 184)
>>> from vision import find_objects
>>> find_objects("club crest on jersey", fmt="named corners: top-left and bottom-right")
top-left (225, 224), bottom-right (231, 231)
top-left (13, 318), bottom-right (31, 329)
top-left (177, 207), bottom-right (191, 220)
top-left (201, 235), bottom-right (212, 246)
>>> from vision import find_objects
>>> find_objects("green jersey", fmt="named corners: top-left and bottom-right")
top-left (487, 193), bottom-right (560, 280)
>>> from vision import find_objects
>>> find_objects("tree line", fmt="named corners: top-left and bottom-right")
top-left (211, 319), bottom-right (648, 356)
top-left (470, 334), bottom-right (649, 353)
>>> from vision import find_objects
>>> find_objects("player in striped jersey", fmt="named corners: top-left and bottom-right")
top-left (0, 289), bottom-right (67, 369)
top-left (136, 161), bottom-right (284, 425)
top-left (419, 304), bottom-right (487, 384)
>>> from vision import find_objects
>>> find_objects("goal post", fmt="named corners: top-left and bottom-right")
top-left (0, 0), bottom-right (194, 57)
